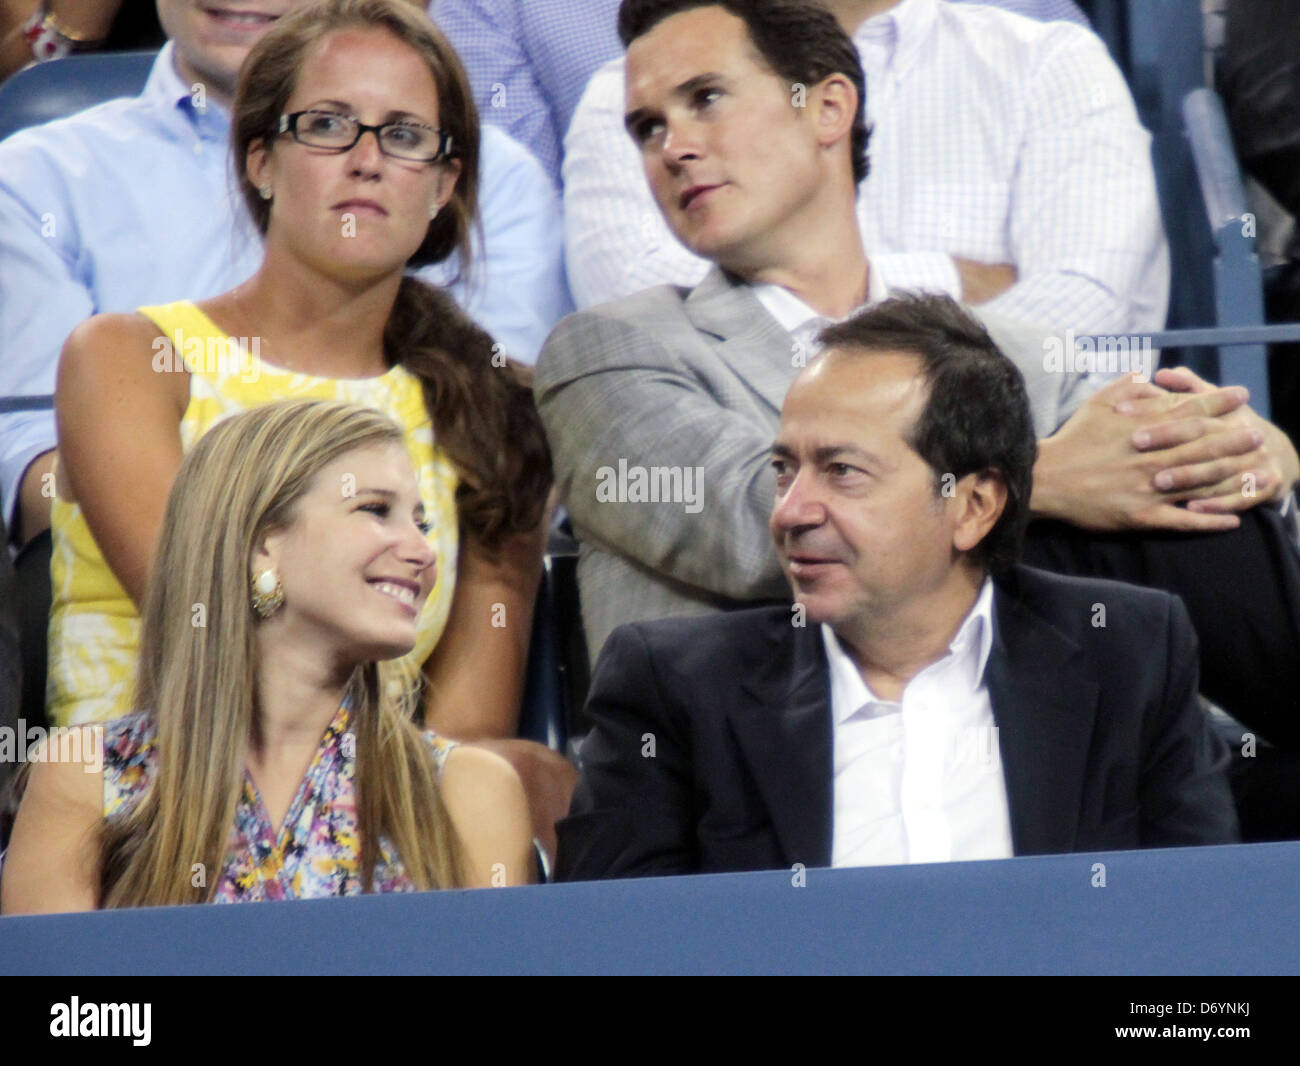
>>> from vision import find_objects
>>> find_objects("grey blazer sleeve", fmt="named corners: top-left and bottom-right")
top-left (971, 309), bottom-right (1100, 434)
top-left (535, 304), bottom-right (789, 602)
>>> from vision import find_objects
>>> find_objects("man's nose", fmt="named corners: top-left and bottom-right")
top-left (771, 470), bottom-right (827, 534)
top-left (661, 116), bottom-right (703, 167)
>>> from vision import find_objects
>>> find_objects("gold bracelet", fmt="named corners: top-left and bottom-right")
top-left (22, 1), bottom-right (107, 62)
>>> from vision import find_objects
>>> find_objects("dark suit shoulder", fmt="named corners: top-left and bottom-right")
top-left (998, 563), bottom-right (1179, 635)
top-left (604, 604), bottom-right (800, 680)
top-left (994, 564), bottom-right (1193, 723)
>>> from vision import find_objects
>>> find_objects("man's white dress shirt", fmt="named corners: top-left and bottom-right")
top-left (751, 258), bottom-right (890, 359)
top-left (562, 0), bottom-right (1169, 334)
top-left (822, 579), bottom-right (1016, 867)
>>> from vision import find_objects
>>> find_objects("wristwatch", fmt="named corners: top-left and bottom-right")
top-left (21, 1), bottom-right (106, 62)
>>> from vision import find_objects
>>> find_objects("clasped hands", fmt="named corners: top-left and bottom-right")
top-left (1032, 367), bottom-right (1300, 532)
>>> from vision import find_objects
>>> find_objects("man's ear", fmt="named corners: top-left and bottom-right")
top-left (808, 72), bottom-right (858, 153)
top-left (951, 471), bottom-right (1009, 555)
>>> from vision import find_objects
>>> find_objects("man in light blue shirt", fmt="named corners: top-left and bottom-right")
top-left (0, 3), bottom-right (567, 547)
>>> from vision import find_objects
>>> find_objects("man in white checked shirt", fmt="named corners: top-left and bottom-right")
top-left (431, 0), bottom-right (1088, 188)
top-left (563, 0), bottom-right (1169, 335)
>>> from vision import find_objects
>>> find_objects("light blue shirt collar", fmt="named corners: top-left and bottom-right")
top-left (141, 41), bottom-right (231, 143)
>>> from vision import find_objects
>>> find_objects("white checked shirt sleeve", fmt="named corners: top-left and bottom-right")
top-left (868, 251), bottom-right (962, 299)
top-left (973, 22), bottom-right (1170, 333)
top-left (857, 1), bottom-right (1169, 335)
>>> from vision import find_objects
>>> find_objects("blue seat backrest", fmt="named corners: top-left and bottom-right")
top-left (1182, 86), bottom-right (1269, 414)
top-left (0, 50), bottom-right (156, 142)
top-left (1083, 1), bottom-right (1223, 381)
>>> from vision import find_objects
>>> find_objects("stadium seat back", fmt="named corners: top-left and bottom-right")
top-left (1182, 86), bottom-right (1269, 415)
top-left (0, 50), bottom-right (156, 143)
top-left (1085, 1), bottom-right (1223, 379)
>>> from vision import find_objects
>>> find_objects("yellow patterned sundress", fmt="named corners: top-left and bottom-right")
top-left (47, 301), bottom-right (460, 726)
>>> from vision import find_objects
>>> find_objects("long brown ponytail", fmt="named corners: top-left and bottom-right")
top-left (386, 277), bottom-right (550, 551)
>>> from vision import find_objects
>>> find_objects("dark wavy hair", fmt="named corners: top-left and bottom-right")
top-left (618, 0), bottom-right (870, 184)
top-left (816, 294), bottom-right (1039, 572)
top-left (231, 0), bottom-right (549, 549)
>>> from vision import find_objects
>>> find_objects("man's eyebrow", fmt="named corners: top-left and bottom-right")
top-left (674, 72), bottom-right (726, 98)
top-left (812, 444), bottom-right (882, 467)
top-left (624, 72), bottom-right (727, 133)
top-left (816, 444), bottom-right (889, 470)
top-left (770, 443), bottom-right (884, 466)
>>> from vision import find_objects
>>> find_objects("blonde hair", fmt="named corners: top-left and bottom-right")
top-left (99, 400), bottom-right (466, 907)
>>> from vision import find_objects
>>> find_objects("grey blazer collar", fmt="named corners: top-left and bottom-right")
top-left (685, 265), bottom-right (800, 415)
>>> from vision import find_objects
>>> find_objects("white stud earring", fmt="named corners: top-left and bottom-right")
top-left (259, 184), bottom-right (273, 201)
top-left (428, 203), bottom-right (439, 220)
top-left (250, 568), bottom-right (284, 618)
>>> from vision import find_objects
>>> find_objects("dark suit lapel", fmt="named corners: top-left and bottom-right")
top-left (726, 615), bottom-right (834, 868)
top-left (987, 572), bottom-right (1100, 855)
top-left (718, 578), bottom-right (1097, 866)
top-left (686, 266), bottom-right (800, 415)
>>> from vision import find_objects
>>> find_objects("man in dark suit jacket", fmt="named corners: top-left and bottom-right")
top-left (557, 294), bottom-right (1238, 880)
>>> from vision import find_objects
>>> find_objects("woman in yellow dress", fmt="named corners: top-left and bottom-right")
top-left (48, 1), bottom-right (551, 749)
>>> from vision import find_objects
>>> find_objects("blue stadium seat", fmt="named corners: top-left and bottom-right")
top-left (517, 537), bottom-right (587, 754)
top-left (0, 515), bottom-right (23, 828)
top-left (517, 554), bottom-right (569, 752)
top-left (1182, 87), bottom-right (1269, 416)
top-left (1074, 2), bottom-right (1273, 406)
top-left (1084, 1), bottom-right (1224, 382)
top-left (0, 50), bottom-right (156, 143)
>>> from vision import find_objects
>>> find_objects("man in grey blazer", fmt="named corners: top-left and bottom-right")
top-left (540, 266), bottom-right (1094, 659)
top-left (536, 0), bottom-right (1300, 747)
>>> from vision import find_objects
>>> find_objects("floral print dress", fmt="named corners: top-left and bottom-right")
top-left (101, 703), bottom-right (457, 901)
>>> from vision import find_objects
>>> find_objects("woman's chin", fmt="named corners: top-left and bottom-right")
top-left (371, 635), bottom-right (419, 662)
top-left (336, 629), bottom-right (419, 666)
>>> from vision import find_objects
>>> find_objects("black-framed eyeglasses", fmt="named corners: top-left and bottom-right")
top-left (277, 110), bottom-right (454, 162)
